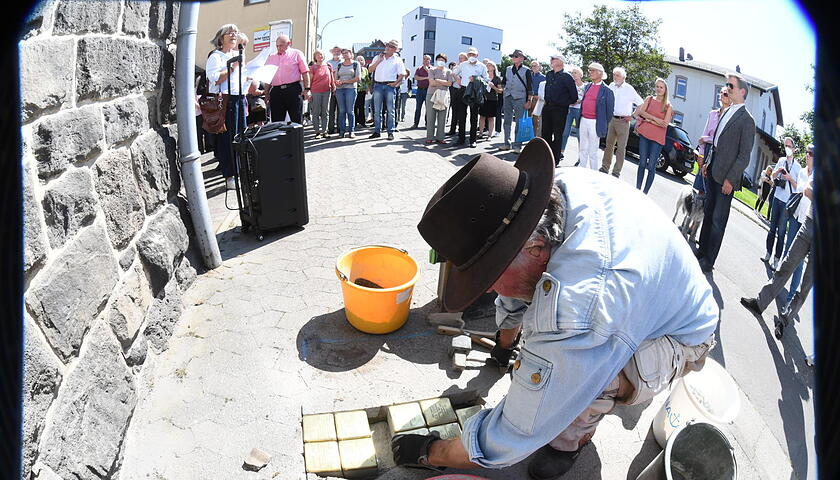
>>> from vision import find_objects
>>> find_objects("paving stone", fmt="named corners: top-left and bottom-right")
top-left (25, 221), bottom-right (119, 361)
top-left (334, 410), bottom-right (371, 440)
top-left (23, 163), bottom-right (48, 272)
top-left (396, 427), bottom-right (430, 436)
top-left (303, 413), bottom-right (337, 443)
top-left (53, 0), bottom-right (120, 34)
top-left (370, 421), bottom-right (396, 470)
top-left (338, 437), bottom-right (377, 478)
top-left (304, 441), bottom-right (342, 476)
top-left (76, 37), bottom-right (162, 101)
top-left (428, 422), bottom-right (462, 440)
top-left (39, 321), bottom-right (137, 478)
top-left (19, 37), bottom-right (75, 121)
top-left (32, 105), bottom-right (102, 178)
top-left (136, 204), bottom-right (189, 294)
top-left (41, 168), bottom-right (98, 249)
top-left (456, 405), bottom-right (483, 429)
top-left (420, 397), bottom-right (458, 427)
top-left (387, 402), bottom-right (426, 435)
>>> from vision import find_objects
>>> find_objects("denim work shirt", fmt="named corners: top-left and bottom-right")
top-left (460, 168), bottom-right (719, 468)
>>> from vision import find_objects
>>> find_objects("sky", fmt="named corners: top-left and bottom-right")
top-left (318, 0), bottom-right (816, 132)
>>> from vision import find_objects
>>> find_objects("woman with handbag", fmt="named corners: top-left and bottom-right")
top-left (755, 166), bottom-right (774, 215)
top-left (205, 24), bottom-right (247, 190)
top-left (423, 54), bottom-right (453, 145)
top-left (633, 78), bottom-right (673, 194)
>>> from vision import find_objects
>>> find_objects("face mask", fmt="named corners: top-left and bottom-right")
top-left (469, 57), bottom-right (477, 64)
top-left (785, 147), bottom-right (794, 156)
top-left (436, 61), bottom-right (445, 67)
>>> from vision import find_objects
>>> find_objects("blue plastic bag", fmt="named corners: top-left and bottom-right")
top-left (515, 111), bottom-right (535, 144)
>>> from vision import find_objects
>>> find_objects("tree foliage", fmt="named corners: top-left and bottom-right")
top-left (499, 52), bottom-right (549, 75)
top-left (556, 4), bottom-right (670, 95)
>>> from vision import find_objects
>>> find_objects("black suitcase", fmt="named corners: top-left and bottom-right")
top-left (233, 121), bottom-right (309, 239)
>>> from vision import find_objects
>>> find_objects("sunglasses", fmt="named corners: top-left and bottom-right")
top-left (726, 82), bottom-right (737, 90)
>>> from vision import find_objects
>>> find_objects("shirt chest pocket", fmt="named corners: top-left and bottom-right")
top-left (502, 349), bottom-right (553, 435)
top-left (529, 277), bottom-right (561, 334)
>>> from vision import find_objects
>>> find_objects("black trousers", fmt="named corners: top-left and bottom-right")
top-left (448, 87), bottom-right (461, 134)
top-left (328, 93), bottom-right (338, 132)
top-left (697, 174), bottom-right (734, 266)
top-left (541, 103), bottom-right (569, 163)
top-left (458, 104), bottom-right (479, 143)
top-left (355, 90), bottom-right (367, 125)
top-left (495, 95), bottom-right (504, 132)
top-left (452, 89), bottom-right (467, 139)
top-left (269, 83), bottom-right (303, 124)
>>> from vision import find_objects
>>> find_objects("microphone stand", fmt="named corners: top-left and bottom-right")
top-left (228, 44), bottom-right (248, 232)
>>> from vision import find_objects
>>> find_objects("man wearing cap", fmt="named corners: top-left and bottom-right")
top-left (368, 39), bottom-right (406, 140)
top-left (501, 50), bottom-right (535, 152)
top-left (578, 62), bottom-right (615, 170)
top-left (541, 54), bottom-right (578, 165)
top-left (391, 138), bottom-right (718, 479)
top-left (600, 67), bottom-right (643, 177)
top-left (455, 47), bottom-right (489, 148)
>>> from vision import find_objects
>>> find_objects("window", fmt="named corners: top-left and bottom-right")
top-left (491, 42), bottom-right (501, 51)
top-left (672, 111), bottom-right (684, 127)
top-left (461, 36), bottom-right (472, 45)
top-left (424, 30), bottom-right (435, 40)
top-left (712, 84), bottom-right (724, 109)
top-left (410, 34), bottom-right (416, 42)
top-left (674, 76), bottom-right (687, 99)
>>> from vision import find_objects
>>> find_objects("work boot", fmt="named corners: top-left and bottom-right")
top-left (740, 297), bottom-right (762, 315)
top-left (528, 445), bottom-right (582, 480)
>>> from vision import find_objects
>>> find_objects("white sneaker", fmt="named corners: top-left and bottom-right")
top-left (771, 257), bottom-right (780, 270)
top-left (761, 251), bottom-right (771, 262)
top-left (225, 177), bottom-right (236, 190)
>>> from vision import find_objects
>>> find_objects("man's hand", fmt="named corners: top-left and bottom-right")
top-left (722, 179), bottom-right (733, 195)
top-left (701, 163), bottom-right (708, 176)
top-left (389, 81), bottom-right (399, 88)
top-left (524, 100), bottom-right (531, 109)
top-left (391, 433), bottom-right (440, 468)
top-left (302, 90), bottom-right (311, 101)
top-left (622, 116), bottom-right (632, 122)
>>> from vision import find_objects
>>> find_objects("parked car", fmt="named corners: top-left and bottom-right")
top-left (599, 122), bottom-right (695, 177)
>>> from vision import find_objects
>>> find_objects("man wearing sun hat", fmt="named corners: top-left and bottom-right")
top-left (391, 138), bottom-right (719, 479)
top-left (368, 39), bottom-right (406, 140)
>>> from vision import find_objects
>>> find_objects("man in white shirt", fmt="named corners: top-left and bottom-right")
top-left (600, 67), bottom-right (643, 177)
top-left (763, 136), bottom-right (802, 270)
top-left (368, 39), bottom-right (406, 140)
top-left (454, 47), bottom-right (489, 147)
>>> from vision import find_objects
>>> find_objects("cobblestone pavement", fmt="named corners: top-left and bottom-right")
top-left (120, 104), bottom-right (798, 479)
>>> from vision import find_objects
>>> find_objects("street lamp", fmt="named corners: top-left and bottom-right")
top-left (317, 15), bottom-right (353, 49)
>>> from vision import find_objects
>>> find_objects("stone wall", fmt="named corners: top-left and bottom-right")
top-left (19, 2), bottom-right (195, 479)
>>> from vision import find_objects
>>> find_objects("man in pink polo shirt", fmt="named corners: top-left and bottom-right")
top-left (266, 34), bottom-right (311, 124)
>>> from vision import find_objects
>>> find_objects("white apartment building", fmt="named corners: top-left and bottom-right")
top-left (401, 7), bottom-right (503, 73)
top-left (665, 50), bottom-right (784, 183)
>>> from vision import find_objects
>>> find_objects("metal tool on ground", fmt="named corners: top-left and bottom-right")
top-left (427, 311), bottom-right (465, 329)
top-left (436, 325), bottom-right (497, 340)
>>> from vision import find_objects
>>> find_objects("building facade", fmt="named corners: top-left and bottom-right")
top-left (355, 40), bottom-right (387, 66)
top-left (401, 7), bottom-right (503, 73)
top-left (664, 52), bottom-right (784, 184)
top-left (196, 0), bottom-right (318, 67)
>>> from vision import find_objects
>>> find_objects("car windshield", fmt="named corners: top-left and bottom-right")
top-left (670, 126), bottom-right (691, 145)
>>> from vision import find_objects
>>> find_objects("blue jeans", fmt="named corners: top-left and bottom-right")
top-left (335, 88), bottom-right (356, 134)
top-left (766, 197), bottom-right (789, 259)
top-left (214, 95), bottom-right (246, 179)
top-left (502, 95), bottom-right (526, 147)
top-left (785, 216), bottom-right (804, 301)
top-left (636, 135), bottom-right (663, 194)
top-left (561, 107), bottom-right (581, 151)
top-left (414, 87), bottom-right (427, 126)
top-left (373, 83), bottom-right (396, 134)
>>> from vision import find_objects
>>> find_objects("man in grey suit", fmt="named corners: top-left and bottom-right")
top-left (697, 72), bottom-right (756, 272)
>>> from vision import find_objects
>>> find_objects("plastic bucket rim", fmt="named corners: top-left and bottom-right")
top-left (335, 245), bottom-right (421, 292)
top-left (681, 360), bottom-right (741, 425)
top-left (663, 422), bottom-right (737, 480)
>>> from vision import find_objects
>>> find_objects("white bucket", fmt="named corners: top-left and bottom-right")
top-left (652, 358), bottom-right (741, 448)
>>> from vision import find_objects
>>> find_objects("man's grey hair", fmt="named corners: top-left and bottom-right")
top-left (423, 54), bottom-right (432, 60)
top-left (613, 67), bottom-right (626, 76)
top-left (529, 186), bottom-right (565, 246)
top-left (210, 24), bottom-right (238, 48)
top-left (725, 72), bottom-right (751, 99)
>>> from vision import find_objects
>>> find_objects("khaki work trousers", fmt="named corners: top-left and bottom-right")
top-left (601, 118), bottom-right (632, 175)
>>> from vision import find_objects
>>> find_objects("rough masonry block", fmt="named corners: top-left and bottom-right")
top-left (386, 403), bottom-right (425, 435)
top-left (20, 0), bottom-right (57, 40)
top-left (106, 263), bottom-right (152, 350)
top-left (76, 37), bottom-right (162, 101)
top-left (303, 413), bottom-right (337, 443)
top-left (338, 437), bottom-right (377, 478)
top-left (53, 0), bottom-right (120, 35)
top-left (157, 47), bottom-right (177, 124)
top-left (22, 315), bottom-right (63, 480)
top-left (119, 244), bottom-right (137, 271)
top-left (149, 0), bottom-right (179, 43)
top-left (25, 221), bottom-right (119, 361)
top-left (23, 163), bottom-right (48, 272)
top-left (102, 96), bottom-right (150, 147)
top-left (20, 37), bottom-right (75, 122)
top-left (122, 0), bottom-right (152, 38)
top-left (39, 321), bottom-right (137, 479)
top-left (420, 397), bottom-right (457, 427)
top-left (136, 203), bottom-right (188, 294)
top-left (130, 129), bottom-right (176, 214)
top-left (93, 149), bottom-right (146, 249)
top-left (41, 168), bottom-right (98, 249)
top-left (142, 279), bottom-right (184, 352)
top-left (334, 410), bottom-right (371, 440)
top-left (32, 105), bottom-right (102, 179)
top-left (304, 441), bottom-right (342, 476)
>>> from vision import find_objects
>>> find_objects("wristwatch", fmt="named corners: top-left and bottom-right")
top-left (304, 87), bottom-right (311, 91)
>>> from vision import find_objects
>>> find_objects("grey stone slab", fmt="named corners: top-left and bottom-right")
top-left (157, 47), bottom-right (177, 125)
top-left (19, 37), bottom-right (75, 122)
top-left (122, 1), bottom-right (151, 38)
top-left (120, 244), bottom-right (137, 271)
top-left (23, 163), bottom-right (48, 272)
top-left (22, 315), bottom-right (63, 480)
top-left (125, 332), bottom-right (148, 367)
top-left (25, 221), bottom-right (119, 361)
top-left (20, 0), bottom-right (57, 40)
top-left (106, 263), bottom-right (153, 350)
top-left (149, 1), bottom-right (179, 43)
top-left (93, 149), bottom-right (146, 249)
top-left (39, 321), bottom-right (137, 479)
top-left (175, 256), bottom-right (197, 290)
top-left (41, 168), bottom-right (98, 249)
top-left (136, 204), bottom-right (188, 294)
top-left (53, 0), bottom-right (120, 34)
top-left (76, 37), bottom-right (162, 101)
top-left (102, 96), bottom-right (150, 147)
top-left (143, 279), bottom-right (184, 352)
top-left (32, 105), bottom-right (102, 179)
top-left (130, 129), bottom-right (176, 214)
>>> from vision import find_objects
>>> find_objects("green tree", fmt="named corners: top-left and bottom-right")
top-left (799, 64), bottom-right (815, 132)
top-left (556, 4), bottom-right (670, 95)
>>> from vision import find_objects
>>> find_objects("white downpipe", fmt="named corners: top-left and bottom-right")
top-left (175, 2), bottom-right (222, 269)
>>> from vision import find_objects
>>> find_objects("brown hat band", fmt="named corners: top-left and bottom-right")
top-left (456, 172), bottom-right (531, 271)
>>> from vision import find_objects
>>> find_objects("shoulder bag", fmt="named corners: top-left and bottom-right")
top-left (199, 93), bottom-right (228, 134)
top-left (785, 192), bottom-right (803, 216)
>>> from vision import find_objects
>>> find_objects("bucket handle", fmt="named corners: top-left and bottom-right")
top-left (336, 245), bottom-right (410, 283)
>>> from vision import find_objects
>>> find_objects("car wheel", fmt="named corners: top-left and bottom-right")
top-left (655, 152), bottom-right (668, 172)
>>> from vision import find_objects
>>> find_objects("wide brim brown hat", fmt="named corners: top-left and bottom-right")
top-left (417, 138), bottom-right (555, 312)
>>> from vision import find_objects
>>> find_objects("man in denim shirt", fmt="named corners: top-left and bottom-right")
top-left (394, 139), bottom-right (718, 479)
